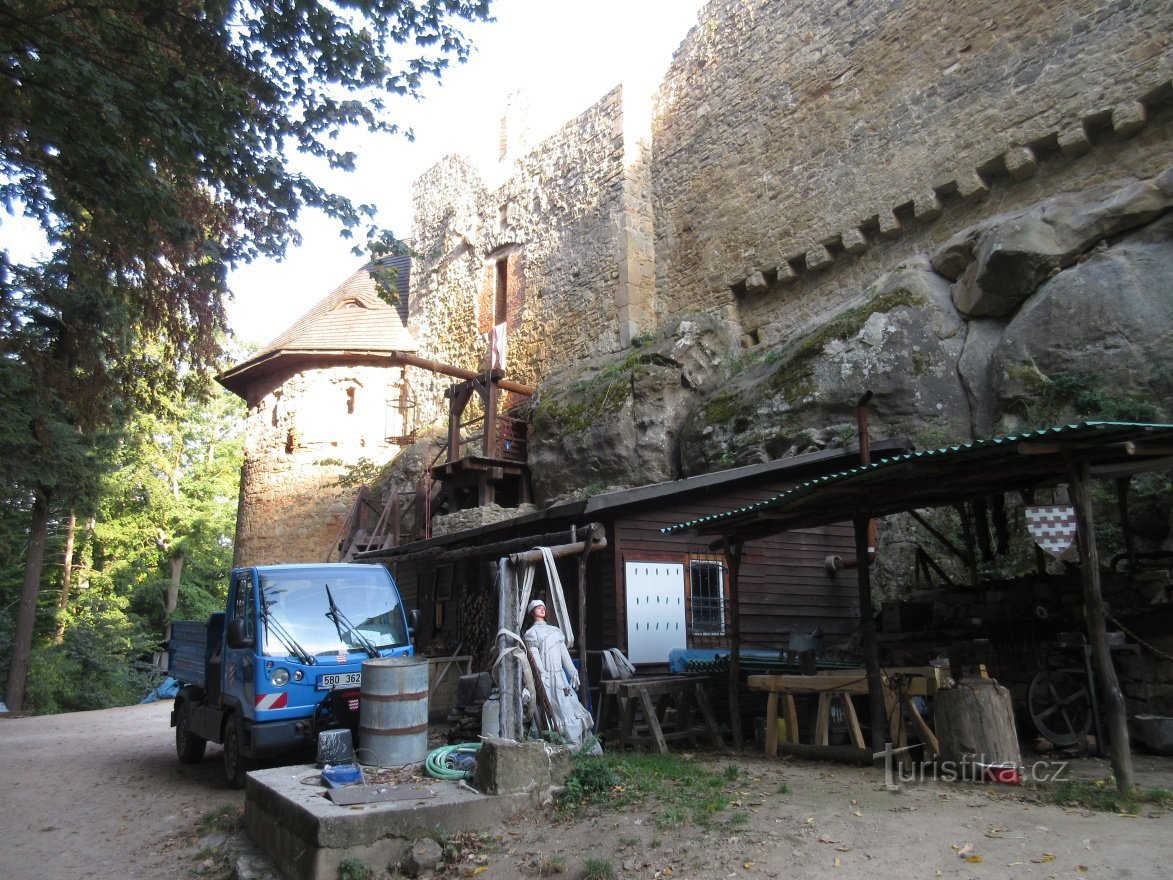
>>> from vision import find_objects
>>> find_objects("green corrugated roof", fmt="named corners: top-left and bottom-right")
top-left (663, 421), bottom-right (1173, 537)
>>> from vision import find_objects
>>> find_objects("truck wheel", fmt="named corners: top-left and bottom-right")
top-left (222, 716), bottom-right (252, 789)
top-left (175, 699), bottom-right (207, 764)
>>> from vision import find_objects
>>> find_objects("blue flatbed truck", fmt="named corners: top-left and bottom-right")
top-left (169, 563), bottom-right (417, 787)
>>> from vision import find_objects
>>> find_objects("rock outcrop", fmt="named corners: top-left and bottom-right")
top-left (526, 314), bottom-right (740, 504)
top-left (528, 172), bottom-right (1173, 501)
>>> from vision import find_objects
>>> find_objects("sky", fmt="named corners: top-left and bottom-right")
top-left (227, 0), bottom-right (706, 345)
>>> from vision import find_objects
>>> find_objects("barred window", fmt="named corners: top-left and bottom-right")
top-left (690, 559), bottom-right (725, 636)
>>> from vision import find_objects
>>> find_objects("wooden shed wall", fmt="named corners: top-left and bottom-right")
top-left (608, 491), bottom-right (859, 656)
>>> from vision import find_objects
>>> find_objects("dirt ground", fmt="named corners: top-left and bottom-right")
top-left (2, 701), bottom-right (1172, 880)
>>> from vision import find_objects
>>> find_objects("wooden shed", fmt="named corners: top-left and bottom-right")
top-left (358, 440), bottom-right (909, 678)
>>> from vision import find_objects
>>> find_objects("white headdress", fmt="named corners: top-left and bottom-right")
top-left (527, 598), bottom-right (546, 615)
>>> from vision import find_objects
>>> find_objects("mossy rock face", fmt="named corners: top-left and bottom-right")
top-left (681, 258), bottom-right (970, 473)
top-left (527, 314), bottom-right (740, 505)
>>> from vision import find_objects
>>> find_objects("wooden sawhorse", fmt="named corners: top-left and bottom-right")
top-left (596, 675), bottom-right (727, 754)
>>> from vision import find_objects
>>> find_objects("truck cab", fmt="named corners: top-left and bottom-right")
top-left (171, 563), bottom-right (415, 787)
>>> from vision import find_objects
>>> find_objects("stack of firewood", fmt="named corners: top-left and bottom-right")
top-left (445, 672), bottom-right (494, 743)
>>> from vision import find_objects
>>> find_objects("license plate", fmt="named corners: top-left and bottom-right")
top-left (317, 672), bottom-right (361, 690)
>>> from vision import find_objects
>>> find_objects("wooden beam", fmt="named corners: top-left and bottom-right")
top-left (854, 506), bottom-right (887, 754)
top-left (1067, 454), bottom-right (1133, 793)
top-left (908, 509), bottom-right (969, 565)
top-left (398, 352), bottom-right (534, 396)
top-left (507, 531), bottom-right (608, 565)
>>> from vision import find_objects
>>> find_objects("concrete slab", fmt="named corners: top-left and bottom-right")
top-left (245, 764), bottom-right (540, 880)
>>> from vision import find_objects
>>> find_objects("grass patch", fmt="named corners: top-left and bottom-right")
top-left (558, 753), bottom-right (741, 826)
top-left (1039, 779), bottom-right (1173, 814)
top-left (536, 854), bottom-right (565, 875)
top-left (338, 858), bottom-right (374, 880)
top-left (583, 858), bottom-right (616, 880)
top-left (197, 805), bottom-right (240, 835)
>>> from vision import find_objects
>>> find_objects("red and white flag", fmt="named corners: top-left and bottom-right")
top-left (1025, 505), bottom-right (1078, 558)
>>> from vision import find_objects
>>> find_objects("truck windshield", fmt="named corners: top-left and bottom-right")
top-left (258, 567), bottom-right (408, 657)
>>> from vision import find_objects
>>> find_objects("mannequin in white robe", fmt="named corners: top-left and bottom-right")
top-left (523, 599), bottom-right (594, 748)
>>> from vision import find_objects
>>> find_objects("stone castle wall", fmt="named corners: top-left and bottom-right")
top-left (409, 87), bottom-right (642, 390)
top-left (233, 361), bottom-right (406, 565)
top-left (651, 0), bottom-right (1172, 348)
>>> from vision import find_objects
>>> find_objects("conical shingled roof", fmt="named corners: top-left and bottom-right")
top-left (218, 255), bottom-right (415, 398)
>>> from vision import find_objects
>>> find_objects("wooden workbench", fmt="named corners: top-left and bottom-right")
top-left (747, 667), bottom-right (940, 759)
top-left (595, 675), bottom-right (726, 754)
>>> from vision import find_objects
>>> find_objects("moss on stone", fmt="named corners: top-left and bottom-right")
top-left (535, 351), bottom-right (680, 435)
top-left (700, 286), bottom-right (926, 429)
top-left (765, 286), bottom-right (927, 400)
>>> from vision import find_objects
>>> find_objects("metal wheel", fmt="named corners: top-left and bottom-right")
top-left (175, 696), bottom-right (207, 764)
top-left (222, 715), bottom-right (252, 789)
top-left (1028, 667), bottom-right (1092, 747)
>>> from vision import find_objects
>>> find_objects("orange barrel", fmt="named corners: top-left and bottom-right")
top-left (357, 657), bottom-right (429, 766)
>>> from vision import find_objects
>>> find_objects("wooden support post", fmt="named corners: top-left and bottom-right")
top-left (783, 694), bottom-right (799, 744)
top-left (577, 524), bottom-right (595, 708)
top-left (485, 374), bottom-right (500, 459)
top-left (765, 691), bottom-right (779, 757)
top-left (1068, 455), bottom-right (1134, 792)
top-left (1116, 476), bottom-right (1137, 574)
top-left (724, 538), bottom-right (744, 748)
top-left (854, 507), bottom-right (886, 754)
top-left (497, 558), bottom-right (524, 741)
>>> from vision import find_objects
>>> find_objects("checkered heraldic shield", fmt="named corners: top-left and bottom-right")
top-left (1025, 505), bottom-right (1077, 558)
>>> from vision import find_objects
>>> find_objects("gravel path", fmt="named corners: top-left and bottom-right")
top-left (0, 702), bottom-right (243, 880)
top-left (3, 702), bottom-right (1172, 880)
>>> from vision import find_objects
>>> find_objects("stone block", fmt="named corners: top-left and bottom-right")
top-left (1057, 124), bottom-right (1091, 158)
top-left (775, 262), bottom-right (799, 284)
top-left (913, 192), bottom-right (943, 222)
top-left (744, 269), bottom-right (769, 294)
top-left (952, 171), bottom-right (990, 202)
top-left (402, 838), bottom-right (444, 877)
top-left (805, 245), bottom-right (833, 271)
top-left (471, 738), bottom-right (552, 796)
top-left (877, 210), bottom-right (902, 238)
top-left (1003, 146), bottom-right (1038, 180)
top-left (1111, 101), bottom-right (1148, 138)
top-left (840, 227), bottom-right (868, 254)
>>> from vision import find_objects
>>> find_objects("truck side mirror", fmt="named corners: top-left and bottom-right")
top-left (407, 609), bottom-right (421, 638)
top-left (226, 617), bottom-right (254, 649)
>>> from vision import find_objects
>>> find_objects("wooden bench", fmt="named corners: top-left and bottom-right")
top-left (747, 667), bottom-right (941, 760)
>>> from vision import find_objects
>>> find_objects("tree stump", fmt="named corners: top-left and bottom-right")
top-left (935, 679), bottom-right (1022, 773)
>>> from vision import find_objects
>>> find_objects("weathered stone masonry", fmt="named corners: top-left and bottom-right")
top-left (409, 87), bottom-right (656, 386)
top-left (651, 0), bottom-right (1172, 349)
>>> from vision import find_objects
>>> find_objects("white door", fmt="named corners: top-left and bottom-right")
top-left (624, 561), bottom-right (686, 664)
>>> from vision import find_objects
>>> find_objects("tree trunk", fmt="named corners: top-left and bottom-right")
top-left (935, 679), bottom-right (1022, 770)
top-left (166, 554), bottom-right (183, 615)
top-left (6, 492), bottom-right (51, 712)
top-left (163, 552), bottom-right (183, 644)
top-left (52, 511), bottom-right (77, 644)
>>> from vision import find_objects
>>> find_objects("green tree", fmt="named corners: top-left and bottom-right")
top-left (1, 0), bottom-right (490, 710)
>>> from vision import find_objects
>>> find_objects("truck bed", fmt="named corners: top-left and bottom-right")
top-left (169, 617), bottom-right (222, 688)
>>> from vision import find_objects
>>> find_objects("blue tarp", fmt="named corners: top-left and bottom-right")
top-left (140, 676), bottom-right (179, 703)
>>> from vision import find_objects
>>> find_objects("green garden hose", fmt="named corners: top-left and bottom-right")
top-left (425, 742), bottom-right (482, 780)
